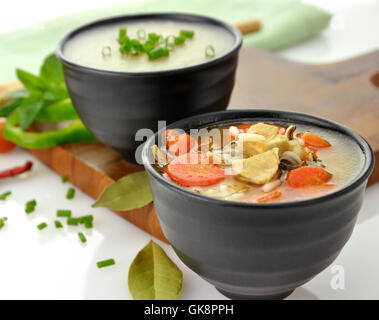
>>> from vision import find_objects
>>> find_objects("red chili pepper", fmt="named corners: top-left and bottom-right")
top-left (0, 161), bottom-right (33, 179)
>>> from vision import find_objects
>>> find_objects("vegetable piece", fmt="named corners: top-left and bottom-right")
top-left (179, 30), bottom-right (194, 38)
top-left (128, 240), bottom-right (182, 300)
top-left (66, 188), bottom-right (75, 200)
top-left (0, 118), bottom-right (15, 153)
top-left (54, 220), bottom-right (63, 229)
top-left (286, 166), bottom-right (332, 188)
top-left (92, 171), bottom-right (152, 211)
top-left (0, 161), bottom-right (32, 179)
top-left (78, 215), bottom-right (94, 229)
top-left (205, 45), bottom-right (215, 58)
top-left (67, 218), bottom-right (79, 226)
top-left (102, 46), bottom-right (111, 57)
top-left (25, 199), bottom-right (37, 214)
top-left (298, 132), bottom-right (331, 148)
top-left (97, 259), bottom-right (116, 269)
top-left (257, 191), bottom-right (282, 203)
top-left (174, 36), bottom-right (186, 45)
top-left (56, 209), bottom-right (71, 218)
top-left (148, 47), bottom-right (169, 61)
top-left (61, 176), bottom-right (68, 183)
top-left (165, 129), bottom-right (196, 156)
top-left (37, 222), bottom-right (47, 230)
top-left (0, 191), bottom-right (12, 200)
top-left (78, 232), bottom-right (87, 243)
top-left (166, 154), bottom-right (225, 187)
top-left (247, 123), bottom-right (279, 140)
top-left (236, 124), bottom-right (253, 132)
top-left (0, 217), bottom-right (8, 230)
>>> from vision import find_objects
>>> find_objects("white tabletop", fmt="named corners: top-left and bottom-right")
top-left (0, 0), bottom-right (378, 300)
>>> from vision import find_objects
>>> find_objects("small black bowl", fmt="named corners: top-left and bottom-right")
top-left (56, 13), bottom-right (242, 164)
top-left (142, 109), bottom-right (374, 300)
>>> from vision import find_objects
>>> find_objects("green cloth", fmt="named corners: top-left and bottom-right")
top-left (0, 0), bottom-right (331, 82)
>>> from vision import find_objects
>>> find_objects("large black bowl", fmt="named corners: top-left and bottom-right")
top-left (56, 13), bottom-right (242, 164)
top-left (142, 109), bottom-right (374, 300)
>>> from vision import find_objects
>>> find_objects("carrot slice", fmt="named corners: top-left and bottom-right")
top-left (278, 126), bottom-right (286, 135)
top-left (236, 124), bottom-right (253, 132)
top-left (165, 129), bottom-right (196, 156)
top-left (0, 118), bottom-right (15, 153)
top-left (299, 132), bottom-right (331, 148)
top-left (257, 191), bottom-right (282, 203)
top-left (166, 154), bottom-right (225, 187)
top-left (286, 166), bottom-right (332, 188)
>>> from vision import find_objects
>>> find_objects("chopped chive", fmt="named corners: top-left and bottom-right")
top-left (0, 218), bottom-right (6, 230)
top-left (166, 35), bottom-right (176, 51)
top-left (78, 215), bottom-right (94, 224)
top-left (148, 32), bottom-right (162, 43)
top-left (148, 47), bottom-right (169, 61)
top-left (205, 45), bottom-right (215, 58)
top-left (102, 46), bottom-right (112, 57)
top-left (67, 218), bottom-right (79, 226)
top-left (174, 35), bottom-right (186, 45)
top-left (61, 176), bottom-right (68, 183)
top-left (66, 188), bottom-right (75, 200)
top-left (97, 259), bottom-right (116, 269)
top-left (54, 220), bottom-right (63, 229)
top-left (179, 30), bottom-right (194, 38)
top-left (0, 191), bottom-right (12, 200)
top-left (26, 199), bottom-right (37, 207)
top-left (56, 209), bottom-right (72, 218)
top-left (119, 27), bottom-right (127, 41)
top-left (25, 199), bottom-right (37, 214)
top-left (78, 232), bottom-right (87, 243)
top-left (84, 221), bottom-right (93, 229)
top-left (37, 222), bottom-right (47, 230)
top-left (137, 28), bottom-right (146, 41)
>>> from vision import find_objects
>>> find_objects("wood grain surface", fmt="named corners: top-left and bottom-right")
top-left (1, 47), bottom-right (378, 243)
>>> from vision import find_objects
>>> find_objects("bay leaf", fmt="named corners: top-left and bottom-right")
top-left (92, 171), bottom-right (153, 211)
top-left (128, 240), bottom-right (183, 300)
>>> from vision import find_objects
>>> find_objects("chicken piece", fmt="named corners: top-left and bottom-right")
top-left (265, 134), bottom-right (290, 155)
top-left (247, 123), bottom-right (279, 140)
top-left (232, 148), bottom-right (280, 184)
top-left (237, 132), bottom-right (266, 157)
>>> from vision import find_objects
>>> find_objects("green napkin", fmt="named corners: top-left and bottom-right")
top-left (0, 0), bottom-right (331, 82)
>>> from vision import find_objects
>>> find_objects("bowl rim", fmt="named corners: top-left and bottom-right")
top-left (56, 12), bottom-right (243, 77)
top-left (142, 109), bottom-right (375, 209)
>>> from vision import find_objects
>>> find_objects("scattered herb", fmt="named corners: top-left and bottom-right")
top-left (61, 176), bottom-right (68, 183)
top-left (25, 199), bottom-right (37, 214)
top-left (67, 218), bottom-right (79, 226)
top-left (179, 29), bottom-right (194, 38)
top-left (0, 217), bottom-right (7, 230)
top-left (66, 187), bottom-right (75, 200)
top-left (174, 35), bottom-right (186, 45)
top-left (54, 220), bottom-right (63, 229)
top-left (78, 232), bottom-right (87, 243)
top-left (37, 222), bottom-right (47, 230)
top-left (0, 191), bottom-right (12, 200)
top-left (137, 29), bottom-right (146, 41)
top-left (205, 45), bottom-right (215, 58)
top-left (128, 240), bottom-right (183, 300)
top-left (56, 209), bottom-right (72, 218)
top-left (102, 46), bottom-right (112, 57)
top-left (0, 161), bottom-right (33, 179)
top-left (97, 259), bottom-right (116, 269)
top-left (92, 171), bottom-right (152, 211)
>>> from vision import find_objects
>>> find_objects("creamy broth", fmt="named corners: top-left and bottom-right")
top-left (63, 20), bottom-right (235, 72)
top-left (152, 121), bottom-right (364, 203)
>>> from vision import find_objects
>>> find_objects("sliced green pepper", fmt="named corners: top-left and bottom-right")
top-left (35, 98), bottom-right (79, 123)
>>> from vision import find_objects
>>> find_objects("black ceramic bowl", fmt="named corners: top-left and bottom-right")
top-left (142, 109), bottom-right (374, 300)
top-left (56, 13), bottom-right (242, 164)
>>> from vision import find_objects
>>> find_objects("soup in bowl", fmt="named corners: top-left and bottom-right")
top-left (56, 13), bottom-right (242, 164)
top-left (142, 109), bottom-right (374, 300)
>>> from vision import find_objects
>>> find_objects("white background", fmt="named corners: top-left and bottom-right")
top-left (0, 0), bottom-right (379, 300)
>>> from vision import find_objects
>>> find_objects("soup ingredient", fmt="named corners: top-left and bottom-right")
top-left (205, 45), bottom-right (215, 58)
top-left (0, 161), bottom-right (33, 179)
top-left (0, 217), bottom-right (7, 230)
top-left (148, 47), bottom-right (169, 60)
top-left (193, 182), bottom-right (249, 200)
top-left (97, 258), bottom-right (116, 269)
top-left (165, 129), bottom-right (196, 156)
top-left (166, 154), bottom-right (225, 187)
top-left (128, 240), bottom-right (183, 300)
top-left (232, 148), bottom-right (280, 184)
top-left (0, 118), bottom-right (15, 153)
top-left (61, 176), bottom-right (68, 183)
top-left (257, 191), bottom-right (282, 203)
top-left (54, 220), bottom-right (63, 229)
top-left (78, 232), bottom-right (87, 243)
top-left (66, 187), bottom-right (75, 200)
top-left (179, 29), bottom-right (194, 38)
top-left (102, 46), bottom-right (112, 57)
top-left (67, 218), bottom-right (79, 226)
top-left (1, 53), bottom-right (95, 149)
top-left (93, 171), bottom-right (153, 211)
top-left (286, 166), bottom-right (332, 188)
top-left (247, 123), bottom-right (279, 140)
top-left (0, 191), bottom-right (12, 200)
top-left (298, 132), bottom-right (331, 148)
top-left (57, 209), bottom-right (72, 218)
top-left (25, 199), bottom-right (37, 214)
top-left (37, 222), bottom-right (48, 230)
top-left (152, 145), bottom-right (172, 166)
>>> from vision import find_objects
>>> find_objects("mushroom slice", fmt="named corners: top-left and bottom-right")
top-left (247, 123), bottom-right (279, 140)
top-left (232, 148), bottom-right (280, 185)
top-left (265, 134), bottom-right (290, 155)
top-left (285, 125), bottom-right (296, 140)
top-left (151, 145), bottom-right (172, 166)
top-left (280, 151), bottom-right (302, 165)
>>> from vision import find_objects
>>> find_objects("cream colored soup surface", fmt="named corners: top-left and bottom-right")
top-left (64, 20), bottom-right (235, 72)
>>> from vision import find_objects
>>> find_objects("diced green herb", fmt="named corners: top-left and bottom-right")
top-left (148, 47), bottom-right (169, 61)
top-left (25, 199), bottom-right (37, 214)
top-left (97, 259), bottom-right (116, 269)
top-left (56, 209), bottom-right (72, 218)
top-left (0, 217), bottom-right (7, 230)
top-left (61, 176), bottom-right (68, 183)
top-left (137, 29), bottom-right (146, 41)
top-left (54, 220), bottom-right (63, 229)
top-left (78, 232), bottom-right (87, 243)
top-left (102, 46), bottom-right (112, 57)
top-left (205, 45), bottom-right (215, 58)
top-left (0, 191), bottom-right (12, 201)
top-left (179, 30), bottom-right (194, 38)
top-left (174, 36), bottom-right (186, 45)
top-left (67, 218), bottom-right (79, 226)
top-left (37, 222), bottom-right (48, 230)
top-left (66, 188), bottom-right (75, 200)
top-left (84, 221), bottom-right (93, 229)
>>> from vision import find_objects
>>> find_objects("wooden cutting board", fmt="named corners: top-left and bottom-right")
top-left (1, 47), bottom-right (379, 243)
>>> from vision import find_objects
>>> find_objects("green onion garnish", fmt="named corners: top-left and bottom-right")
top-left (0, 191), bottom-right (12, 200)
top-left (148, 47), bottom-right (169, 61)
top-left (97, 259), bottom-right (116, 269)
top-left (137, 29), bottom-right (146, 41)
top-left (25, 199), bottom-right (37, 214)
top-left (102, 46), bottom-right (112, 57)
top-left (54, 220), bottom-right (63, 229)
top-left (78, 232), bottom-right (87, 243)
top-left (37, 222), bottom-right (47, 230)
top-left (174, 36), bottom-right (186, 45)
top-left (61, 176), bottom-right (68, 183)
top-left (179, 30), bottom-right (194, 38)
top-left (57, 209), bottom-right (72, 218)
top-left (166, 35), bottom-right (176, 51)
top-left (66, 188), bottom-right (75, 200)
top-left (119, 27), bottom-right (127, 42)
top-left (148, 32), bottom-right (162, 43)
top-left (0, 217), bottom-right (7, 230)
top-left (67, 218), bottom-right (79, 226)
top-left (205, 45), bottom-right (215, 58)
